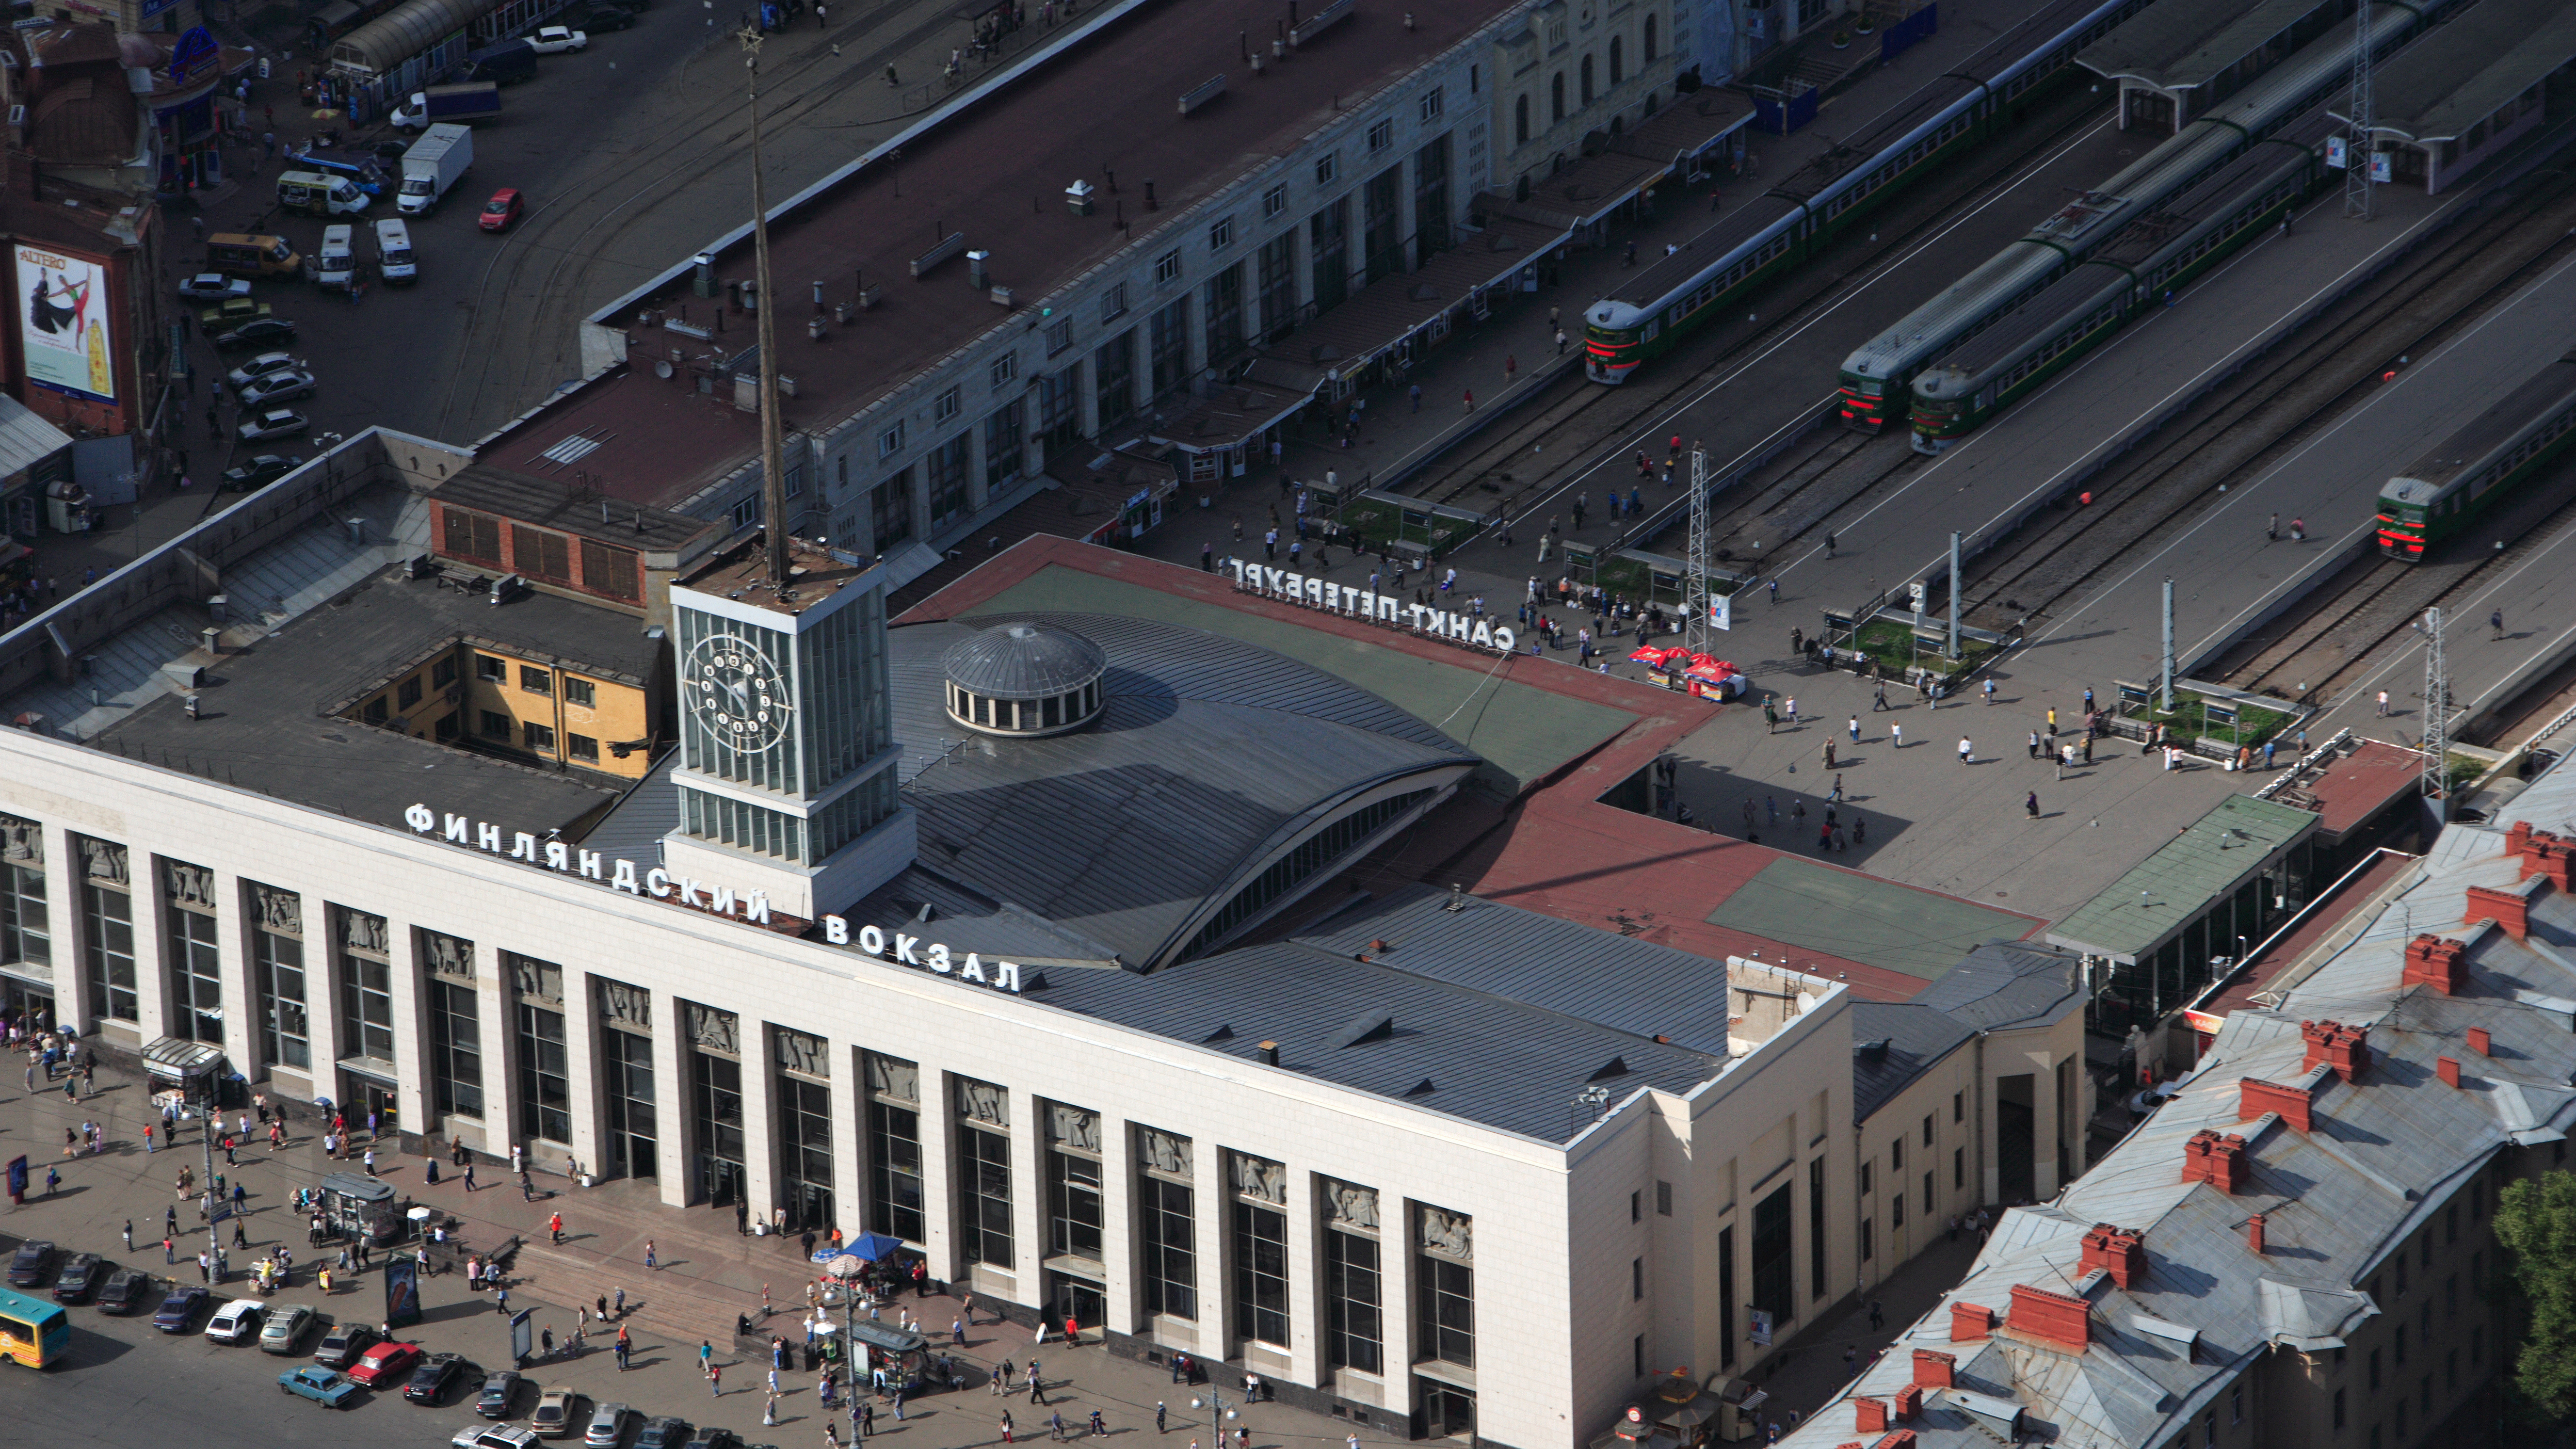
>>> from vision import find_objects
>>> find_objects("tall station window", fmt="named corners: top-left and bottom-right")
top-left (421, 928), bottom-right (482, 1118)
top-left (248, 883), bottom-right (308, 1071)
top-left (1321, 1177), bottom-right (1384, 1375)
top-left (76, 838), bottom-right (134, 1022)
top-left (1229, 1151), bottom-right (1290, 1347)
top-left (956, 1076), bottom-right (1013, 1268)
top-left (163, 859), bottom-right (222, 1044)
top-left (1137, 1125), bottom-right (1198, 1321)
top-left (867, 1052), bottom-right (925, 1242)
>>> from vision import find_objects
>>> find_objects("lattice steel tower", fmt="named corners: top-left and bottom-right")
top-left (2344, 0), bottom-right (2374, 219)
top-left (1685, 448), bottom-right (1712, 653)
top-left (2422, 607), bottom-right (2447, 819)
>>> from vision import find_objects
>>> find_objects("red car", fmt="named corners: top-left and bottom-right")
top-left (479, 188), bottom-right (524, 232)
top-left (348, 1338), bottom-right (425, 1388)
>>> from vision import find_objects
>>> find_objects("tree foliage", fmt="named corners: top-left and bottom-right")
top-left (2496, 1170), bottom-right (2576, 1419)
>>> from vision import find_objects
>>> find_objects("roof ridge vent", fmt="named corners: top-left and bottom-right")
top-left (1333, 1010), bottom-right (1395, 1048)
top-left (1588, 1056), bottom-right (1630, 1082)
top-left (1403, 1076), bottom-right (1436, 1098)
top-left (1204, 1024), bottom-right (1235, 1042)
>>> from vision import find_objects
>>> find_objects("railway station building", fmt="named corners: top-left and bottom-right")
top-left (2327, 0), bottom-right (2576, 195)
top-left (481, 0), bottom-right (1746, 603)
top-left (0, 424), bottom-right (2094, 1445)
top-left (2076, 0), bottom-right (2348, 134)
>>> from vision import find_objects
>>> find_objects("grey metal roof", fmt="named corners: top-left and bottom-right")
top-left (577, 749), bottom-right (680, 866)
top-left (1776, 750), bottom-right (2576, 1449)
top-left (1026, 932), bottom-right (1725, 1142)
top-left (2329, 0), bottom-right (2576, 142)
top-left (1908, 939), bottom-right (2087, 1032)
top-left (1849, 1002), bottom-right (1974, 1123)
top-left (92, 565), bottom-right (636, 837)
top-left (1299, 883), bottom-right (1756, 1054)
top-left (867, 613), bottom-right (1477, 968)
top-left (2075, 0), bottom-right (2336, 91)
top-left (940, 621), bottom-right (1106, 700)
top-left (0, 390), bottom-right (72, 480)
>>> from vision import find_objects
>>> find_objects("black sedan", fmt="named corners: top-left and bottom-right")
top-left (95, 1268), bottom-right (153, 1314)
top-left (153, 1282), bottom-right (209, 1332)
top-left (478, 1369), bottom-right (525, 1418)
top-left (680, 1429), bottom-right (740, 1449)
top-left (52, 1252), bottom-right (104, 1303)
top-left (570, 6), bottom-right (633, 27)
top-left (220, 454), bottom-right (300, 492)
top-left (316, 1320), bottom-right (381, 1370)
top-left (633, 1418), bottom-right (690, 1449)
top-left (407, 1351), bottom-right (478, 1405)
top-left (7, 1239), bottom-right (54, 1288)
top-left (215, 316), bottom-right (298, 351)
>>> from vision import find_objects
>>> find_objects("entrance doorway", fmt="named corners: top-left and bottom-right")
top-left (1413, 1379), bottom-right (1476, 1440)
top-left (701, 1156), bottom-right (743, 1209)
top-left (1047, 1271), bottom-right (1105, 1336)
top-left (1997, 1073), bottom-right (2036, 1203)
top-left (785, 1181), bottom-right (834, 1236)
top-left (344, 1073), bottom-right (398, 1140)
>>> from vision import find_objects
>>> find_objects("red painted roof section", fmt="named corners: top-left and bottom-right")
top-left (2303, 738), bottom-right (2427, 839)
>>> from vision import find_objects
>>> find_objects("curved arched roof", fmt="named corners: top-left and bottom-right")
top-left (331, 0), bottom-right (490, 75)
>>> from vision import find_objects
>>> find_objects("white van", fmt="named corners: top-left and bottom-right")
top-left (314, 224), bottom-right (356, 291)
top-left (276, 169), bottom-right (368, 216)
top-left (374, 219), bottom-right (417, 286)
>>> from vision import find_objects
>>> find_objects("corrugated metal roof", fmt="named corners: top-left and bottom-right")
top-left (1910, 939), bottom-right (2086, 1031)
top-left (2075, 0), bottom-right (2335, 90)
top-left (877, 613), bottom-right (1476, 967)
top-left (1848, 1002), bottom-right (1972, 1122)
top-left (577, 750), bottom-right (678, 868)
top-left (0, 391), bottom-right (72, 479)
top-left (940, 621), bottom-right (1106, 699)
top-left (2047, 794), bottom-right (2318, 961)
top-left (2330, 0), bottom-right (2576, 141)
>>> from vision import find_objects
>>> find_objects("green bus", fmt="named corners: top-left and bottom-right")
top-left (0, 1281), bottom-right (71, 1367)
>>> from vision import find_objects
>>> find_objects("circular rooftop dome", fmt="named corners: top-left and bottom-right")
top-left (942, 622), bottom-right (1108, 737)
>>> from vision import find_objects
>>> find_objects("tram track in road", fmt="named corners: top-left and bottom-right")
top-left (1946, 159), bottom-right (2576, 656)
top-left (428, 0), bottom-right (1014, 442)
top-left (1393, 81), bottom-right (2115, 529)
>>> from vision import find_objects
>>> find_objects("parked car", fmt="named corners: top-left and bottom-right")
top-left (407, 1350), bottom-right (478, 1405)
top-left (532, 1386), bottom-right (582, 1438)
top-left (179, 272), bottom-right (252, 302)
top-left (51, 1252), bottom-right (103, 1303)
top-left (153, 1282), bottom-right (208, 1332)
top-left (279, 1364), bottom-right (364, 1408)
top-left (219, 454), bottom-right (302, 492)
top-left (94, 1268), bottom-right (152, 1314)
top-left (238, 408), bottom-right (311, 442)
top-left (216, 316), bottom-right (298, 350)
top-left (227, 351), bottom-right (308, 390)
top-left (570, 7), bottom-right (633, 29)
top-left (199, 295), bottom-right (272, 329)
top-left (259, 1302), bottom-right (316, 1353)
top-left (527, 24), bottom-right (586, 51)
top-left (238, 368), bottom-right (317, 406)
top-left (206, 1297), bottom-right (263, 1344)
top-left (315, 1319), bottom-right (381, 1369)
top-left (455, 1427), bottom-right (542, 1449)
top-left (478, 1369), bottom-right (526, 1418)
top-left (7, 1240), bottom-right (54, 1288)
top-left (680, 1428), bottom-right (740, 1449)
top-left (633, 1418), bottom-right (691, 1449)
top-left (347, 1337), bottom-right (424, 1388)
top-left (583, 1402), bottom-right (638, 1448)
top-left (479, 188), bottom-right (524, 232)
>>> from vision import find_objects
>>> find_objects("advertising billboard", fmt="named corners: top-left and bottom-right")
top-left (16, 245), bottom-right (115, 404)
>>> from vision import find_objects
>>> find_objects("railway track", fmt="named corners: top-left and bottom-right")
top-left (1946, 158), bottom-right (2576, 664)
top-left (1390, 78), bottom-right (2108, 524)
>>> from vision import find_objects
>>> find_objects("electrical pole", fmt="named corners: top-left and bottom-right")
top-left (1685, 447), bottom-right (1711, 652)
top-left (2160, 577), bottom-right (2175, 713)
top-left (1946, 530), bottom-right (1960, 661)
top-left (2422, 606), bottom-right (2448, 824)
top-left (2344, 0), bottom-right (2373, 219)
top-left (740, 25), bottom-right (791, 590)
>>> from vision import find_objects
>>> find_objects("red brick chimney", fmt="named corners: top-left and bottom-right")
top-left (1892, 1385), bottom-right (1922, 1420)
top-left (2079, 1224), bottom-right (2147, 1287)
top-left (2301, 1019), bottom-right (2374, 1080)
top-left (2469, 1026), bottom-right (2491, 1055)
top-left (2247, 1213), bottom-right (2266, 1256)
top-left (2183, 1129), bottom-right (2250, 1193)
top-left (2509, 823), bottom-right (2575, 890)
top-left (1951, 1301), bottom-right (1993, 1343)
top-left (2403, 937), bottom-right (2470, 995)
top-left (1854, 1398), bottom-right (1887, 1434)
top-left (1912, 1349), bottom-right (1955, 1390)
top-left (2240, 1076), bottom-right (2313, 1132)
top-left (1871, 1432), bottom-right (1916, 1449)
top-left (2438, 1056), bottom-right (2461, 1088)
top-left (2466, 883), bottom-right (2531, 943)
top-left (2008, 1284), bottom-right (2090, 1353)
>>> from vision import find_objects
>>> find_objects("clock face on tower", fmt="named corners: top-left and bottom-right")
top-left (685, 632), bottom-right (794, 751)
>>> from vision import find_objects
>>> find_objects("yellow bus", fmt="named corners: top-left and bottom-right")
top-left (0, 1282), bottom-right (71, 1367)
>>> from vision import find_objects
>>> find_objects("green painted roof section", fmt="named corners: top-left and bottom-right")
top-left (2044, 793), bottom-right (2319, 962)
top-left (1706, 856), bottom-right (2041, 981)
top-left (958, 565), bottom-right (1636, 794)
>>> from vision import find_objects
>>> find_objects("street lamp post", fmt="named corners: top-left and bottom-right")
top-left (1189, 1384), bottom-right (1242, 1447)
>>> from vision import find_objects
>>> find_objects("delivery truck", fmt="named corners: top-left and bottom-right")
top-left (398, 123), bottom-right (474, 215)
top-left (391, 81), bottom-right (501, 129)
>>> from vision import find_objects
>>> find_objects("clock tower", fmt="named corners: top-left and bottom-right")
top-left (662, 535), bottom-right (915, 921)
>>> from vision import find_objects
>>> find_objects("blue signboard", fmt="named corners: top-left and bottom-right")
top-left (169, 26), bottom-right (219, 85)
